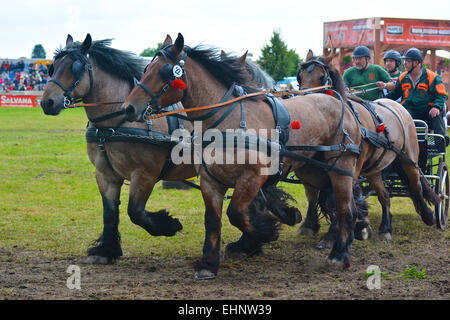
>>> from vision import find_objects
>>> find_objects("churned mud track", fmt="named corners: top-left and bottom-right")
top-left (0, 221), bottom-right (448, 300)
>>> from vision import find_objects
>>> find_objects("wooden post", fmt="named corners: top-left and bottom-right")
top-left (374, 18), bottom-right (382, 66)
top-left (430, 49), bottom-right (436, 72)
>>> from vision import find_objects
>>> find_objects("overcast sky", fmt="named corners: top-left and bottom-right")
top-left (1, 0), bottom-right (449, 61)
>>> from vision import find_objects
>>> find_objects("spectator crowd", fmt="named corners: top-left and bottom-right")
top-left (0, 60), bottom-right (50, 92)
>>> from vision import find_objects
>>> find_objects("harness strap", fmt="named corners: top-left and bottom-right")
top-left (89, 110), bottom-right (125, 123)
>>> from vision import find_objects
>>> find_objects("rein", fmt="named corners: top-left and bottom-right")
top-left (143, 85), bottom-right (332, 121)
top-left (64, 101), bottom-right (124, 108)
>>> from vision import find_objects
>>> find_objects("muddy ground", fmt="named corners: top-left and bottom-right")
top-left (0, 219), bottom-right (448, 301)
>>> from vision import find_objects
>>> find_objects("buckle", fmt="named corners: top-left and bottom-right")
top-left (240, 120), bottom-right (247, 128)
top-left (63, 96), bottom-right (71, 108)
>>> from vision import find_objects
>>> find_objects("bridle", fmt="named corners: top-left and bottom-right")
top-left (48, 55), bottom-right (94, 108)
top-left (135, 45), bottom-right (187, 118)
top-left (297, 58), bottom-right (332, 90)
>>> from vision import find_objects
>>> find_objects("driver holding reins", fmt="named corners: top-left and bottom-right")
top-left (343, 45), bottom-right (394, 101)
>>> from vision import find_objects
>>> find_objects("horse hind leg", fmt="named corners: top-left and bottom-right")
top-left (367, 174), bottom-right (393, 241)
top-left (353, 181), bottom-right (372, 241)
top-left (398, 161), bottom-right (437, 226)
top-left (298, 185), bottom-right (321, 237)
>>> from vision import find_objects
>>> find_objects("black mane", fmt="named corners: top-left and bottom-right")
top-left (186, 45), bottom-right (259, 94)
top-left (54, 39), bottom-right (146, 87)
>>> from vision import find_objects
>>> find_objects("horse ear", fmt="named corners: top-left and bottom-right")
top-left (173, 33), bottom-right (184, 55)
top-left (239, 51), bottom-right (248, 64)
top-left (220, 50), bottom-right (226, 59)
top-left (323, 51), bottom-right (338, 65)
top-left (163, 34), bottom-right (173, 46)
top-left (306, 50), bottom-right (313, 61)
top-left (66, 34), bottom-right (73, 47)
top-left (81, 34), bottom-right (92, 54)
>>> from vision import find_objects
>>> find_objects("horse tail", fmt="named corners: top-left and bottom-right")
top-left (251, 185), bottom-right (302, 226)
top-left (420, 173), bottom-right (441, 205)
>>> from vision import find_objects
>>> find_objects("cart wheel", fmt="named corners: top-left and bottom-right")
top-left (435, 161), bottom-right (449, 229)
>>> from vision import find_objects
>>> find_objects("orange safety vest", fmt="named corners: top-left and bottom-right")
top-left (398, 69), bottom-right (447, 105)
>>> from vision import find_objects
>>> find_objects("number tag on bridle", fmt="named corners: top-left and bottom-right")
top-left (173, 65), bottom-right (183, 78)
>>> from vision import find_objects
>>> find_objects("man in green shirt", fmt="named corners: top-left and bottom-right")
top-left (343, 46), bottom-right (394, 101)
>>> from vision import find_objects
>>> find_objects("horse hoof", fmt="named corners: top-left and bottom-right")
top-left (378, 232), bottom-right (392, 242)
top-left (317, 239), bottom-right (333, 250)
top-left (360, 228), bottom-right (370, 240)
top-left (298, 226), bottom-right (317, 237)
top-left (86, 255), bottom-right (110, 265)
top-left (194, 269), bottom-right (216, 280)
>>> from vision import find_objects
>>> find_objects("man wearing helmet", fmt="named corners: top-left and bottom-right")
top-left (343, 45), bottom-right (394, 101)
top-left (383, 50), bottom-right (402, 83)
top-left (382, 50), bottom-right (402, 100)
top-left (386, 47), bottom-right (448, 143)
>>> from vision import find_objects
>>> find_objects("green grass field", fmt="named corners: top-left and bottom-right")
top-left (0, 106), bottom-right (448, 260)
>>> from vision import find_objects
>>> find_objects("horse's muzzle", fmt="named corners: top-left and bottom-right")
top-left (40, 98), bottom-right (61, 115)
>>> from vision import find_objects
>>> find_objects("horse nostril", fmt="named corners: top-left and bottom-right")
top-left (41, 99), bottom-right (54, 109)
top-left (125, 104), bottom-right (137, 120)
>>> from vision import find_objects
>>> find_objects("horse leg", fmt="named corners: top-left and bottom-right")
top-left (226, 173), bottom-right (280, 244)
top-left (400, 161), bottom-right (437, 226)
top-left (194, 175), bottom-right (227, 280)
top-left (226, 184), bottom-right (300, 258)
top-left (87, 170), bottom-right (124, 264)
top-left (327, 174), bottom-right (356, 269)
top-left (298, 185), bottom-right (321, 237)
top-left (353, 181), bottom-right (372, 241)
top-left (367, 174), bottom-right (393, 241)
top-left (127, 176), bottom-right (182, 237)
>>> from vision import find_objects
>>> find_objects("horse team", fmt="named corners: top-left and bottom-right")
top-left (40, 33), bottom-right (441, 280)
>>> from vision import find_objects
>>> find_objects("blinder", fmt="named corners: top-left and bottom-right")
top-left (72, 60), bottom-right (85, 79)
top-left (48, 63), bottom-right (54, 77)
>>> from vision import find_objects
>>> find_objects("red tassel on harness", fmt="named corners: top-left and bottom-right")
top-left (377, 123), bottom-right (385, 132)
top-left (290, 120), bottom-right (301, 130)
top-left (325, 90), bottom-right (334, 96)
top-left (170, 79), bottom-right (187, 91)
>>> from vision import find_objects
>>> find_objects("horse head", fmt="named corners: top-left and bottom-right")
top-left (41, 34), bottom-right (93, 115)
top-left (124, 33), bottom-right (187, 122)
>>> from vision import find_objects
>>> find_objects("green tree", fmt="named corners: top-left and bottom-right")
top-left (31, 44), bottom-right (46, 59)
top-left (140, 42), bottom-right (163, 57)
top-left (257, 30), bottom-right (301, 82)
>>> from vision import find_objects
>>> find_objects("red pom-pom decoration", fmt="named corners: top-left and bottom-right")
top-left (170, 79), bottom-right (187, 91)
top-left (290, 120), bottom-right (301, 130)
top-left (325, 90), bottom-right (334, 96)
top-left (377, 123), bottom-right (385, 132)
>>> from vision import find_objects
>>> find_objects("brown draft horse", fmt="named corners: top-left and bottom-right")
top-left (40, 34), bottom-right (192, 264)
top-left (40, 34), bottom-right (297, 265)
top-left (296, 50), bottom-right (439, 243)
top-left (124, 33), bottom-right (366, 279)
